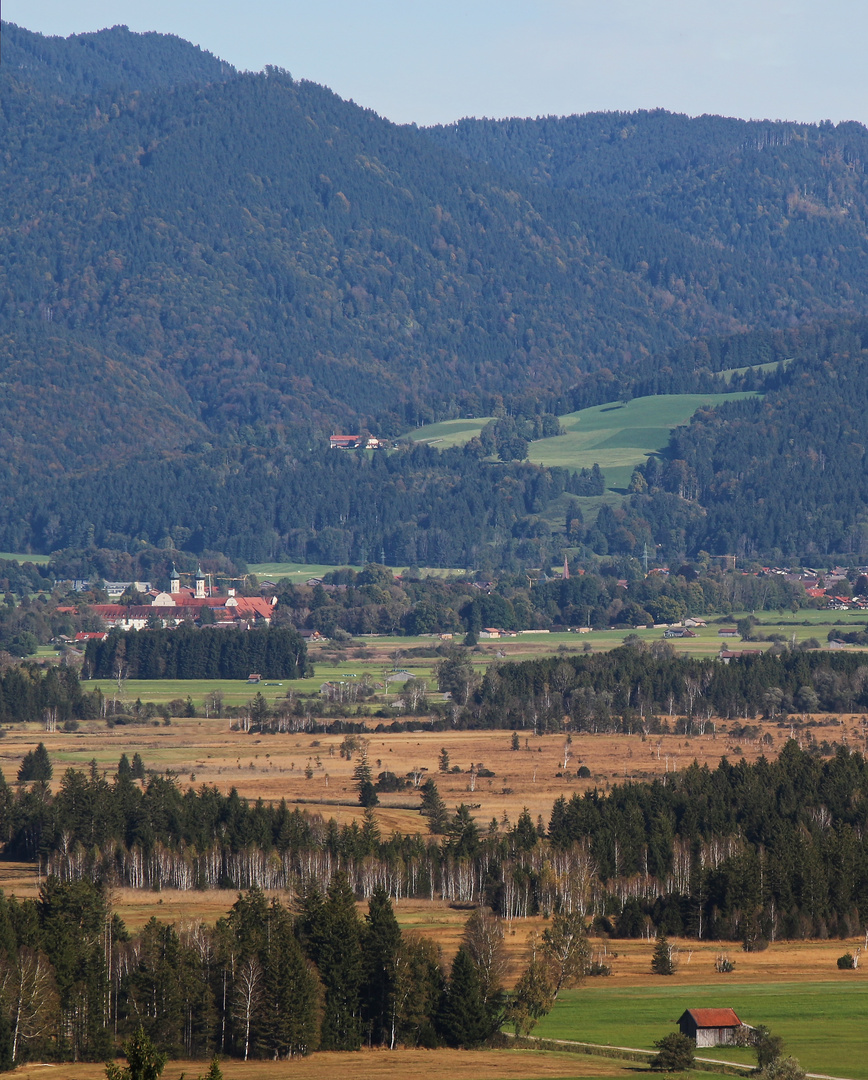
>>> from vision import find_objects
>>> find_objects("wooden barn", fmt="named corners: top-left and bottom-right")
top-left (678, 1008), bottom-right (742, 1047)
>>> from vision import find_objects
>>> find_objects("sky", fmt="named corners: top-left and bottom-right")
top-left (5, 0), bottom-right (868, 127)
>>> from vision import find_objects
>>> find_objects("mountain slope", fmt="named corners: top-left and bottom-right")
top-left (1, 21), bottom-right (233, 96)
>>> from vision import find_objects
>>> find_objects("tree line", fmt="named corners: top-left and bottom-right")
top-left (3, 741), bottom-right (868, 945)
top-left (0, 872), bottom-right (588, 1068)
top-left (83, 626), bottom-right (309, 681)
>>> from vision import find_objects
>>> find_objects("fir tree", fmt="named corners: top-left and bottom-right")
top-left (419, 778), bottom-right (449, 834)
top-left (361, 887), bottom-right (402, 1047)
top-left (307, 871), bottom-right (362, 1051)
top-left (438, 946), bottom-right (490, 1048)
top-left (651, 931), bottom-right (675, 975)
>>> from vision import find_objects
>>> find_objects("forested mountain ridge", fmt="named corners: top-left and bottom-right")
top-left (1, 21), bottom-right (234, 96)
top-left (427, 109), bottom-right (868, 296)
top-left (8, 24), bottom-right (868, 562)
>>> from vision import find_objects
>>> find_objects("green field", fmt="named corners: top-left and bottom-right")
top-left (402, 393), bottom-right (760, 493)
top-left (85, 609), bottom-right (868, 714)
top-left (527, 393), bottom-right (760, 490)
top-left (717, 358), bottom-right (794, 384)
top-left (0, 551), bottom-right (50, 565)
top-left (247, 562), bottom-right (363, 581)
top-left (403, 417), bottom-right (493, 447)
top-left (247, 562), bottom-right (466, 581)
top-left (535, 981), bottom-right (868, 1078)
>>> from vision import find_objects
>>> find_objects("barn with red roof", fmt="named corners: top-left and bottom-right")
top-left (678, 1008), bottom-right (742, 1047)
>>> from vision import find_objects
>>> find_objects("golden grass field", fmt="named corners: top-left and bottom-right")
top-left (0, 712), bottom-right (859, 835)
top-left (9, 1047), bottom-right (638, 1080)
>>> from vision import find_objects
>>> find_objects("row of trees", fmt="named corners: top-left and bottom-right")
top-left (0, 874), bottom-right (587, 1067)
top-left (83, 626), bottom-right (309, 681)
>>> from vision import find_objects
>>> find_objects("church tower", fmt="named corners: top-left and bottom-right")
top-left (195, 565), bottom-right (206, 599)
top-left (170, 563), bottom-right (180, 594)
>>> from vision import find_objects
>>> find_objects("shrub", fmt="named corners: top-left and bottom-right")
top-left (837, 952), bottom-right (856, 969)
top-left (650, 1032), bottom-right (695, 1071)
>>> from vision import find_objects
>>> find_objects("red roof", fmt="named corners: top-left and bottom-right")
top-left (685, 1008), bottom-right (741, 1028)
top-left (75, 631), bottom-right (107, 641)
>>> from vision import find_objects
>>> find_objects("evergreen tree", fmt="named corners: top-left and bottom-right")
top-left (361, 887), bottom-right (402, 1047)
top-left (105, 1025), bottom-right (166, 1080)
top-left (259, 900), bottom-right (320, 1059)
top-left (17, 744), bottom-right (52, 783)
top-left (438, 946), bottom-right (490, 1048)
top-left (419, 778), bottom-right (449, 834)
top-left (651, 931), bottom-right (676, 975)
top-left (306, 872), bottom-right (362, 1051)
top-left (352, 743), bottom-right (378, 808)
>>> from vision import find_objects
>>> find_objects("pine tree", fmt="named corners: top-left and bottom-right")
top-left (352, 742), bottom-right (378, 807)
top-left (419, 778), bottom-right (449, 834)
top-left (261, 901), bottom-right (320, 1059)
top-left (17, 743), bottom-right (52, 783)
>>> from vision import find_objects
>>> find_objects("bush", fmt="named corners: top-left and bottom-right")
top-left (650, 1032), bottom-right (695, 1071)
top-left (837, 952), bottom-right (856, 969)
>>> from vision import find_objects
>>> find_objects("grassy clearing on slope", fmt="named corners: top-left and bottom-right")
top-left (527, 393), bottom-right (760, 490)
top-left (403, 417), bottom-right (494, 447)
top-left (0, 551), bottom-right (50, 565)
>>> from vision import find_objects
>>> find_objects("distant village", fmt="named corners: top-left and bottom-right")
top-left (62, 564), bottom-right (276, 644)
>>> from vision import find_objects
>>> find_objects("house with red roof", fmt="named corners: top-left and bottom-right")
top-left (678, 1008), bottom-right (742, 1047)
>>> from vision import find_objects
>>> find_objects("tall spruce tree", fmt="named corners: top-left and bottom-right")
top-left (361, 887), bottom-right (402, 1048)
top-left (261, 901), bottom-right (320, 1059)
top-left (438, 946), bottom-right (491, 1048)
top-left (306, 872), bottom-right (362, 1050)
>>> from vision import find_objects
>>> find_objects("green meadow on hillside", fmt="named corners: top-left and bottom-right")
top-left (403, 393), bottom-right (759, 492)
top-left (527, 393), bottom-right (760, 490)
top-left (403, 418), bottom-right (494, 447)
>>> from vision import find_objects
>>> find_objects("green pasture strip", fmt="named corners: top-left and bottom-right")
top-left (534, 980), bottom-right (868, 1079)
top-left (0, 552), bottom-right (50, 565)
top-left (248, 562), bottom-right (467, 580)
top-left (718, 358), bottom-right (794, 384)
top-left (402, 418), bottom-right (494, 447)
top-left (527, 1037), bottom-right (743, 1077)
top-left (527, 393), bottom-right (760, 490)
top-left (247, 562), bottom-right (363, 581)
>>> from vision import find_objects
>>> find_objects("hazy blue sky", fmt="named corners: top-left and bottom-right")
top-left (6, 0), bottom-right (868, 126)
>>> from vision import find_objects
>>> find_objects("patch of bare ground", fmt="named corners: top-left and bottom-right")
top-left (8, 1047), bottom-right (633, 1080)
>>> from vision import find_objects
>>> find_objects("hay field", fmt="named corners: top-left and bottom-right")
top-left (0, 716), bottom-right (839, 834)
top-left (9, 1047), bottom-right (645, 1080)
